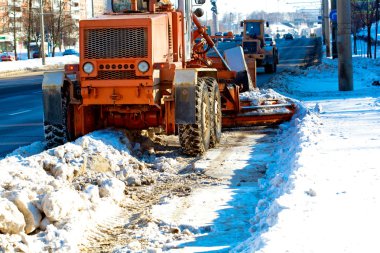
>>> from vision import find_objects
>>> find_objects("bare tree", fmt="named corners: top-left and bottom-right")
top-left (0, 7), bottom-right (9, 34)
top-left (351, 0), bottom-right (377, 58)
top-left (351, 0), bottom-right (365, 55)
top-left (45, 0), bottom-right (77, 56)
top-left (20, 0), bottom-right (36, 59)
top-left (11, 0), bottom-right (18, 59)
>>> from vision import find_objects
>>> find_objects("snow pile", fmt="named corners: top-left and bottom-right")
top-left (0, 129), bottom-right (161, 252)
top-left (0, 55), bottom-right (79, 76)
top-left (240, 88), bottom-right (290, 105)
top-left (239, 88), bottom-right (294, 115)
top-left (232, 104), bottom-right (322, 252)
top-left (262, 57), bottom-right (380, 98)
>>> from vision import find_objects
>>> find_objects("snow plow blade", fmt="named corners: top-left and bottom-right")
top-left (219, 83), bottom-right (296, 127)
top-left (222, 103), bottom-right (296, 127)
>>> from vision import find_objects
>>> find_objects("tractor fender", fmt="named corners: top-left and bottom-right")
top-left (174, 68), bottom-right (217, 124)
top-left (42, 71), bottom-right (66, 125)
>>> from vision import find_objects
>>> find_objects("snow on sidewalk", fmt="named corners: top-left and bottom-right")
top-left (234, 57), bottom-right (380, 252)
top-left (0, 55), bottom-right (78, 78)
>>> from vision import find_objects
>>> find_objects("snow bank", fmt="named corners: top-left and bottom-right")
top-left (0, 55), bottom-right (79, 77)
top-left (0, 129), bottom-right (154, 252)
top-left (261, 57), bottom-right (380, 98)
top-left (232, 103), bottom-right (322, 252)
top-left (233, 56), bottom-right (380, 252)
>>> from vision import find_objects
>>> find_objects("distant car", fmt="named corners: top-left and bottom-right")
top-left (233, 34), bottom-right (242, 42)
top-left (264, 36), bottom-right (275, 46)
top-left (214, 32), bottom-right (223, 41)
top-left (32, 51), bottom-right (40, 58)
top-left (32, 51), bottom-right (48, 58)
top-left (63, 49), bottom-right (79, 56)
top-left (284, 33), bottom-right (294, 40)
top-left (1, 52), bottom-right (15, 61)
top-left (223, 32), bottom-right (234, 42)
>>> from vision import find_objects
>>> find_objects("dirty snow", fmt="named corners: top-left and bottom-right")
top-left (1, 49), bottom-right (380, 253)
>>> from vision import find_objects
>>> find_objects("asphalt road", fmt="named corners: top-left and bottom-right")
top-left (0, 38), bottom-right (320, 158)
top-left (0, 74), bottom-right (44, 157)
top-left (256, 37), bottom-right (321, 86)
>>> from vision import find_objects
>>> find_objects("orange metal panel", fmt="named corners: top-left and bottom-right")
top-left (172, 12), bottom-right (183, 63)
top-left (222, 113), bottom-right (294, 127)
top-left (164, 98), bottom-right (175, 135)
top-left (81, 86), bottom-right (154, 105)
top-left (222, 105), bottom-right (296, 127)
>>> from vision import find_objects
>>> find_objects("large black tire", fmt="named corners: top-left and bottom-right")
top-left (264, 60), bottom-right (276, 73)
top-left (178, 78), bottom-right (211, 156)
top-left (203, 77), bottom-right (222, 148)
top-left (44, 84), bottom-right (72, 149)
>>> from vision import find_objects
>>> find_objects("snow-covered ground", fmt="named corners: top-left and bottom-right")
top-left (0, 55), bottom-right (78, 77)
top-left (1, 44), bottom-right (380, 252)
top-left (237, 56), bottom-right (380, 252)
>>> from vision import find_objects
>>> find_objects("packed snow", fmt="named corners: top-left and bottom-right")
top-left (1, 48), bottom-right (380, 252)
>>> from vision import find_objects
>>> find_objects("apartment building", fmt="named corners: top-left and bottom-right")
top-left (0, 0), bottom-right (105, 51)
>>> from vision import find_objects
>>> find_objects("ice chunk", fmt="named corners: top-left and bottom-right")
top-left (0, 197), bottom-right (26, 234)
top-left (10, 191), bottom-right (42, 234)
top-left (42, 188), bottom-right (81, 222)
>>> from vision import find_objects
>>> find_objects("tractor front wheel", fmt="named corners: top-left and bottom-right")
top-left (178, 78), bottom-right (211, 156)
top-left (204, 77), bottom-right (222, 148)
top-left (44, 84), bottom-right (73, 149)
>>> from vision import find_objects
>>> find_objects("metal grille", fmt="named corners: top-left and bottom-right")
top-left (243, 41), bottom-right (258, 54)
top-left (84, 28), bottom-right (148, 59)
top-left (87, 70), bottom-right (142, 80)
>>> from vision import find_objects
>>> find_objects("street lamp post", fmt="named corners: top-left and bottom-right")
top-left (323, 0), bottom-right (331, 57)
top-left (40, 0), bottom-right (45, 65)
top-left (331, 0), bottom-right (338, 59)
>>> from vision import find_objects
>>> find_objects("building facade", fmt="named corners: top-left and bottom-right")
top-left (0, 0), bottom-right (105, 52)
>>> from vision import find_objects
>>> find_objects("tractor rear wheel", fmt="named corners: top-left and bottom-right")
top-left (44, 84), bottom-right (73, 149)
top-left (178, 78), bottom-right (211, 156)
top-left (264, 62), bottom-right (272, 73)
top-left (203, 77), bottom-right (222, 148)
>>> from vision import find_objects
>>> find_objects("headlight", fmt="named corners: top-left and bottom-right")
top-left (138, 61), bottom-right (149, 73)
top-left (83, 62), bottom-right (94, 74)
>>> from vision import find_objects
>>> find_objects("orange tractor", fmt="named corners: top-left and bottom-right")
top-left (42, 0), bottom-right (295, 156)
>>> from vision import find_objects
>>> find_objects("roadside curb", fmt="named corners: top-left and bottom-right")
top-left (0, 66), bottom-right (63, 79)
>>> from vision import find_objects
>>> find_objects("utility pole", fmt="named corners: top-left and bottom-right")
top-left (337, 0), bottom-right (353, 91)
top-left (323, 0), bottom-right (331, 57)
top-left (40, 0), bottom-right (46, 65)
top-left (375, 0), bottom-right (379, 59)
top-left (12, 0), bottom-right (17, 60)
top-left (27, 0), bottom-right (32, 59)
top-left (211, 0), bottom-right (219, 35)
top-left (331, 0), bottom-right (338, 58)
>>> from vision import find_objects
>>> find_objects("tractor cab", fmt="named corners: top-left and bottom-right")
top-left (241, 19), bottom-right (278, 73)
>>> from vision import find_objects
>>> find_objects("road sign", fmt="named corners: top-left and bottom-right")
top-left (330, 9), bottom-right (337, 22)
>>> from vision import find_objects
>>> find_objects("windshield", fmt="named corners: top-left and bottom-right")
top-left (245, 22), bottom-right (261, 37)
top-left (112, 0), bottom-right (178, 13)
top-left (112, 0), bottom-right (147, 12)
